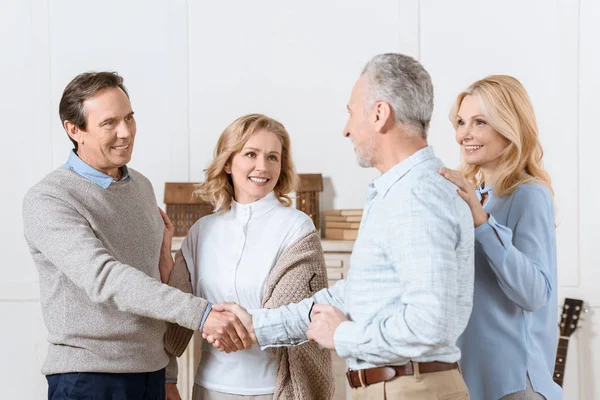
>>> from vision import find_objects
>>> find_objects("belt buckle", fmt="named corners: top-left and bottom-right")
top-left (345, 369), bottom-right (354, 388)
top-left (346, 369), bottom-right (368, 388)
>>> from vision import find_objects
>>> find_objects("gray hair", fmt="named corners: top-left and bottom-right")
top-left (361, 53), bottom-right (434, 138)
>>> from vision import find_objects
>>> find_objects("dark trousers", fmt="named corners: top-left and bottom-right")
top-left (47, 368), bottom-right (166, 400)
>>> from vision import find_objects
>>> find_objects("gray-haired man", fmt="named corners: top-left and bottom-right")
top-left (209, 53), bottom-right (475, 399)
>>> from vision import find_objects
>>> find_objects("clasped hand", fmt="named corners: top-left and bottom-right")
top-left (203, 302), bottom-right (348, 352)
top-left (202, 302), bottom-right (257, 353)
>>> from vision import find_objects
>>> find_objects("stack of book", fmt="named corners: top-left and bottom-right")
top-left (323, 209), bottom-right (363, 240)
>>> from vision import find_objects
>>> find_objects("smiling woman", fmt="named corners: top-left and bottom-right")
top-left (195, 114), bottom-right (297, 213)
top-left (163, 114), bottom-right (334, 400)
top-left (440, 75), bottom-right (561, 400)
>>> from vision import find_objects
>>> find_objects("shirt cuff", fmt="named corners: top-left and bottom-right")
top-left (475, 213), bottom-right (514, 265)
top-left (475, 213), bottom-right (496, 231)
top-left (333, 320), bottom-right (359, 360)
top-left (251, 308), bottom-right (308, 349)
top-left (475, 214), bottom-right (510, 245)
top-left (198, 303), bottom-right (213, 331)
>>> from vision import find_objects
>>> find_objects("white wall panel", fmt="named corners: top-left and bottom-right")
top-left (0, 0), bottom-right (52, 283)
top-left (420, 0), bottom-right (580, 288)
top-left (48, 0), bottom-right (189, 207)
top-left (187, 0), bottom-right (419, 209)
top-left (578, 0), bottom-right (600, 395)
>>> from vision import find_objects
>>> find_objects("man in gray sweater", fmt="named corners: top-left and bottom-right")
top-left (22, 72), bottom-right (252, 400)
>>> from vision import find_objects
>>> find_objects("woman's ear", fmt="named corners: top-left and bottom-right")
top-left (224, 163), bottom-right (232, 174)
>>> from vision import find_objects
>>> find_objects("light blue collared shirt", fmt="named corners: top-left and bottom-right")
top-left (251, 147), bottom-right (475, 370)
top-left (63, 150), bottom-right (132, 188)
top-left (457, 183), bottom-right (562, 400)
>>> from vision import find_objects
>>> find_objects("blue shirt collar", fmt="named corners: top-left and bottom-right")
top-left (63, 151), bottom-right (133, 189)
top-left (475, 182), bottom-right (492, 202)
top-left (372, 146), bottom-right (436, 197)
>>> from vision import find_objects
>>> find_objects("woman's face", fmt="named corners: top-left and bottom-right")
top-left (455, 94), bottom-right (510, 172)
top-left (226, 129), bottom-right (283, 204)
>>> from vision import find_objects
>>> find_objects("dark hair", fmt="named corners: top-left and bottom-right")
top-left (59, 71), bottom-right (129, 151)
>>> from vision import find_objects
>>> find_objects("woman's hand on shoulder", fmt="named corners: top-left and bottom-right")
top-left (439, 168), bottom-right (488, 227)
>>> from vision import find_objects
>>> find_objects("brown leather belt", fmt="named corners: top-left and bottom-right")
top-left (346, 361), bottom-right (459, 388)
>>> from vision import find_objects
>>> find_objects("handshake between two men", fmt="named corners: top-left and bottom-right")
top-left (201, 302), bottom-right (350, 352)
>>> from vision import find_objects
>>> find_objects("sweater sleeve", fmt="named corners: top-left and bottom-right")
top-left (253, 231), bottom-right (346, 347)
top-left (165, 354), bottom-right (179, 383)
top-left (22, 190), bottom-right (208, 331)
top-left (475, 185), bottom-right (555, 312)
top-left (262, 231), bottom-right (335, 400)
top-left (164, 251), bottom-right (195, 357)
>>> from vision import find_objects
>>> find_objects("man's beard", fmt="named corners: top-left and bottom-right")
top-left (355, 141), bottom-right (375, 168)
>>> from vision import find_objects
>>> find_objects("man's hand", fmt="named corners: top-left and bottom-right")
top-left (203, 302), bottom-right (257, 351)
top-left (306, 304), bottom-right (348, 349)
top-left (158, 207), bottom-right (175, 283)
top-left (165, 383), bottom-right (181, 400)
top-left (202, 308), bottom-right (254, 353)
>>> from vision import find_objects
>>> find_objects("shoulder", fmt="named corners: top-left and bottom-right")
top-left (187, 211), bottom-right (221, 237)
top-left (508, 182), bottom-right (554, 218)
top-left (276, 203), bottom-right (314, 224)
top-left (24, 168), bottom-right (81, 207)
top-left (511, 182), bottom-right (553, 204)
top-left (127, 168), bottom-right (153, 189)
top-left (274, 204), bottom-right (316, 235)
top-left (390, 163), bottom-right (464, 213)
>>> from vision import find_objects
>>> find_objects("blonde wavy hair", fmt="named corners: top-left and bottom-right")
top-left (449, 75), bottom-right (553, 197)
top-left (194, 114), bottom-right (299, 213)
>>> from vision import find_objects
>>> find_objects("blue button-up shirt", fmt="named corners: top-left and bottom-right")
top-left (63, 151), bottom-right (132, 188)
top-left (252, 146), bottom-right (474, 370)
top-left (457, 183), bottom-right (561, 400)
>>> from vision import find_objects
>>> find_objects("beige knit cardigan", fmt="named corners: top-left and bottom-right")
top-left (164, 230), bottom-right (335, 400)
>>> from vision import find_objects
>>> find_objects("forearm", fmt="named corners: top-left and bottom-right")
top-left (94, 260), bottom-right (208, 329)
top-left (24, 205), bottom-right (208, 330)
top-left (477, 217), bottom-right (552, 311)
top-left (159, 242), bottom-right (175, 284)
top-left (253, 280), bottom-right (346, 347)
top-left (165, 353), bottom-right (179, 383)
top-left (164, 251), bottom-right (196, 356)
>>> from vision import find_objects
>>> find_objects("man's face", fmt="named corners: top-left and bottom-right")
top-left (343, 75), bottom-right (376, 168)
top-left (77, 87), bottom-right (136, 177)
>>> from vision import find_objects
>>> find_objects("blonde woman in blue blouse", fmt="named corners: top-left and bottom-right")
top-left (439, 75), bottom-right (561, 400)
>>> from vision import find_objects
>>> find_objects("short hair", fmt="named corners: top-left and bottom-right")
top-left (194, 114), bottom-right (299, 213)
top-left (59, 71), bottom-right (129, 151)
top-left (362, 53), bottom-right (434, 138)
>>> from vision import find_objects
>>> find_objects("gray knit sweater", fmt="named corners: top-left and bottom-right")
top-left (22, 167), bottom-right (209, 375)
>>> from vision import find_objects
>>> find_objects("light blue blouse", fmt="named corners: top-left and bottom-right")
top-left (457, 182), bottom-right (562, 400)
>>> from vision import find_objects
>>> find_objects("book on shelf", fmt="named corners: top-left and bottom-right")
top-left (324, 228), bottom-right (358, 240)
top-left (323, 209), bottom-right (363, 217)
top-left (323, 215), bottom-right (362, 222)
top-left (325, 221), bottom-right (361, 229)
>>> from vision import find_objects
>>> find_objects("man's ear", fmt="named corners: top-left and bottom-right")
top-left (373, 101), bottom-right (394, 132)
top-left (64, 120), bottom-right (84, 145)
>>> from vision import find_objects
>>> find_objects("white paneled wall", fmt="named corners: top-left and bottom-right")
top-left (1, 1), bottom-right (598, 399)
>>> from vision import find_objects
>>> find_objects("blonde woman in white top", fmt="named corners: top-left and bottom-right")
top-left (164, 114), bottom-right (334, 400)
